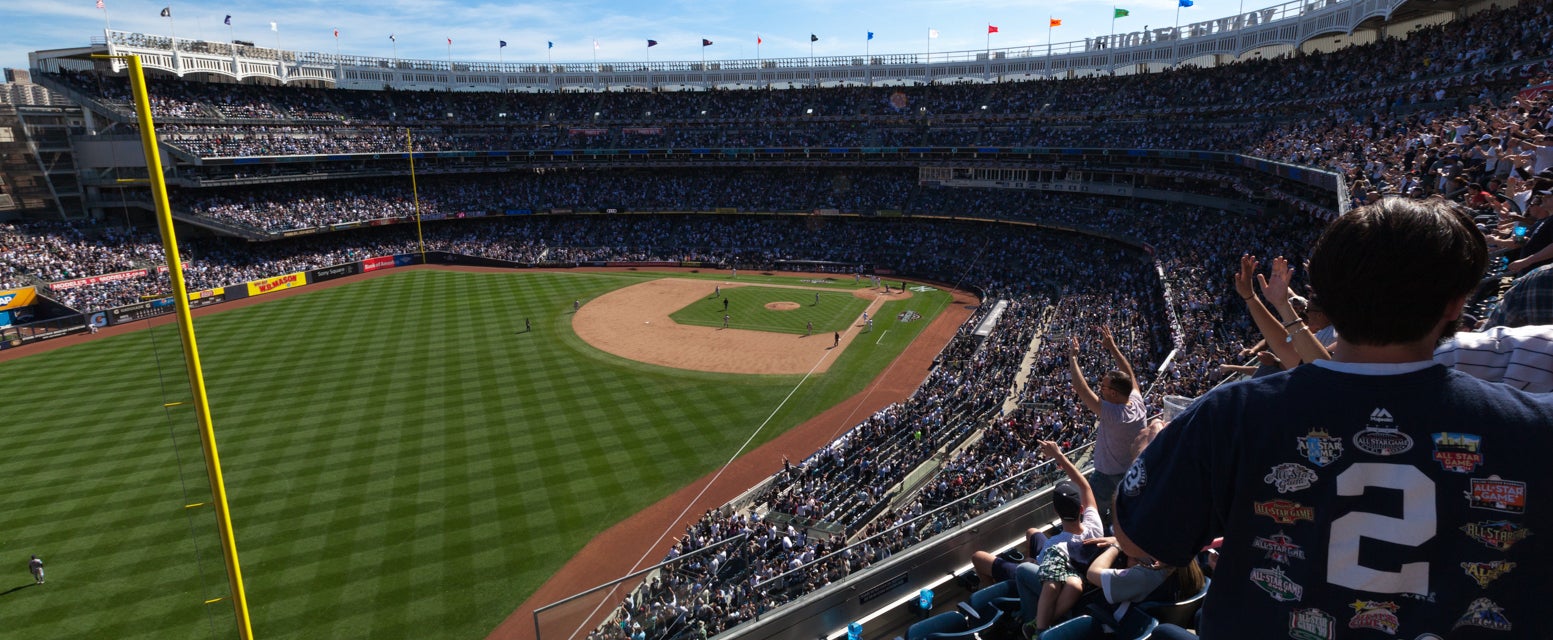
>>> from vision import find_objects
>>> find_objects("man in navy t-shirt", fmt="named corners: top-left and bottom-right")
top-left (1114, 198), bottom-right (1553, 638)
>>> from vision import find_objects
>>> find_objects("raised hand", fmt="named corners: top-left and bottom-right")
top-left (1235, 254), bottom-right (1259, 300)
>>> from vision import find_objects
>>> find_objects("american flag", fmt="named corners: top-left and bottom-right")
top-left (96, 0), bottom-right (104, 8)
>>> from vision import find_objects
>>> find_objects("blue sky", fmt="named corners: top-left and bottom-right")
top-left (4, 0), bottom-right (1242, 72)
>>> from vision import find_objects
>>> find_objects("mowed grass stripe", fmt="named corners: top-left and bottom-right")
top-left (0, 269), bottom-right (951, 640)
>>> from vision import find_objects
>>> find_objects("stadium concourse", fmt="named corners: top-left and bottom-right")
top-left (5, 0), bottom-right (1553, 637)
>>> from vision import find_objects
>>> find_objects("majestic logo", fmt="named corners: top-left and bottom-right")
top-left (1461, 560), bottom-right (1516, 588)
top-left (1289, 608), bottom-right (1336, 640)
top-left (1454, 598), bottom-right (1512, 632)
top-left (1265, 463), bottom-right (1319, 494)
top-left (1467, 476), bottom-right (1527, 514)
top-left (1461, 520), bottom-right (1532, 551)
top-left (1252, 531), bottom-right (1306, 564)
top-left (1250, 566), bottom-right (1303, 602)
top-left (1431, 432), bottom-right (1484, 473)
top-left (1353, 407), bottom-right (1413, 456)
top-left (1121, 457), bottom-right (1147, 497)
top-left (1347, 600), bottom-right (1400, 635)
top-left (1255, 499), bottom-right (1315, 525)
top-left (1298, 428), bottom-right (1343, 467)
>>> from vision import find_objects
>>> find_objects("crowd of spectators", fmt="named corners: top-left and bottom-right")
top-left (16, 3), bottom-right (1553, 638)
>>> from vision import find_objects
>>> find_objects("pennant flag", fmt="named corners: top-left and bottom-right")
top-left (593, 39), bottom-right (600, 49)
top-left (96, 0), bottom-right (104, 9)
top-left (1049, 18), bottom-right (1062, 27)
top-left (547, 41), bottom-right (553, 49)
top-left (1179, 0), bottom-right (1193, 6)
top-left (500, 40), bottom-right (508, 48)
top-left (334, 29), bottom-right (339, 38)
top-left (160, 7), bottom-right (170, 17)
top-left (928, 28), bottom-right (939, 38)
top-left (647, 39), bottom-right (658, 47)
top-left (702, 38), bottom-right (713, 46)
top-left (270, 21), bottom-right (278, 32)
top-left (988, 25), bottom-right (999, 34)
top-left (1114, 8), bottom-right (1130, 17)
top-left (224, 14), bottom-right (232, 25)
top-left (448, 37), bottom-right (453, 45)
top-left (810, 34), bottom-right (819, 42)
top-left (757, 36), bottom-right (762, 44)
top-left (389, 34), bottom-right (396, 42)
top-left (867, 31), bottom-right (874, 40)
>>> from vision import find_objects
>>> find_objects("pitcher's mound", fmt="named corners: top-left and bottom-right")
top-left (765, 301), bottom-right (801, 311)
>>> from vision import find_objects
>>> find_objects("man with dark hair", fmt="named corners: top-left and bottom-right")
top-left (1114, 198), bottom-right (1553, 638)
top-left (1069, 325), bottom-right (1147, 522)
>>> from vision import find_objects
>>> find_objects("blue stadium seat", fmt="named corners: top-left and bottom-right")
top-left (1039, 607), bottom-right (1159, 640)
top-left (1137, 577), bottom-right (1209, 629)
top-left (906, 611), bottom-right (968, 640)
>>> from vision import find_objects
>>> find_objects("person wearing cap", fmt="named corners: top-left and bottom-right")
top-left (1113, 198), bottom-right (1553, 638)
top-left (1012, 440), bottom-right (1102, 638)
top-left (1509, 192), bottom-right (1553, 274)
top-left (1067, 325), bottom-right (1146, 524)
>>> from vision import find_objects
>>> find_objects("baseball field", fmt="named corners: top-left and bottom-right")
top-left (0, 267), bottom-right (956, 640)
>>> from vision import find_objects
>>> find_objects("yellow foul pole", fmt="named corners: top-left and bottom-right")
top-left (408, 128), bottom-right (426, 262)
top-left (101, 53), bottom-right (255, 640)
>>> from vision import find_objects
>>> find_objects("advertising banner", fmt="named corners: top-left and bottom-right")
top-left (189, 287), bottom-right (227, 308)
top-left (50, 269), bottom-right (149, 291)
top-left (0, 287), bottom-right (37, 311)
top-left (245, 272), bottom-right (307, 297)
top-left (362, 256), bottom-right (396, 272)
top-left (308, 263), bottom-right (361, 284)
top-left (393, 254), bottom-right (420, 267)
top-left (108, 297), bottom-right (176, 325)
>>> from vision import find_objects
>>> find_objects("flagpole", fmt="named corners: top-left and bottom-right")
top-left (102, 4), bottom-right (110, 31)
top-left (926, 28), bottom-right (931, 82)
top-left (166, 6), bottom-right (177, 52)
top-left (1047, 17), bottom-right (1054, 78)
top-left (1111, 8), bottom-right (1117, 51)
top-left (1172, 4), bottom-right (1182, 68)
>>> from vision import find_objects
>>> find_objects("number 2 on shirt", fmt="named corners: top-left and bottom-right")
top-left (1327, 463), bottom-right (1435, 594)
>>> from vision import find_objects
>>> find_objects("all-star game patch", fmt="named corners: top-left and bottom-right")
top-left (1466, 476), bottom-right (1526, 514)
top-left (1298, 428), bottom-right (1343, 467)
top-left (896, 310), bottom-right (921, 322)
top-left (1352, 407), bottom-right (1413, 456)
top-left (1289, 608), bottom-right (1336, 640)
top-left (1431, 432), bottom-right (1484, 473)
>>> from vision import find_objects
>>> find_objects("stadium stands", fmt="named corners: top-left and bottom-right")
top-left (12, 0), bottom-right (1553, 637)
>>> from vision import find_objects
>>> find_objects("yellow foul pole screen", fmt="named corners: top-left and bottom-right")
top-left (97, 53), bottom-right (256, 640)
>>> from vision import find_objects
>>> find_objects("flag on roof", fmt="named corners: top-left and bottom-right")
top-left (988, 25), bottom-right (999, 34)
top-left (500, 40), bottom-right (508, 48)
top-left (96, 0), bottom-right (104, 9)
top-left (1179, 0), bottom-right (1193, 6)
top-left (334, 29), bottom-right (339, 38)
top-left (647, 39), bottom-right (658, 47)
top-left (1115, 8), bottom-right (1131, 18)
top-left (1049, 18), bottom-right (1063, 27)
top-left (928, 28), bottom-right (939, 38)
top-left (702, 38), bottom-right (713, 46)
top-left (160, 7), bottom-right (170, 17)
top-left (810, 34), bottom-right (819, 42)
top-left (867, 31), bottom-right (874, 40)
top-left (224, 15), bottom-right (232, 26)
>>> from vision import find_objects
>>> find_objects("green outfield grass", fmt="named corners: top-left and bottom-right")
top-left (0, 269), bottom-right (952, 640)
top-left (669, 285), bottom-right (870, 334)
